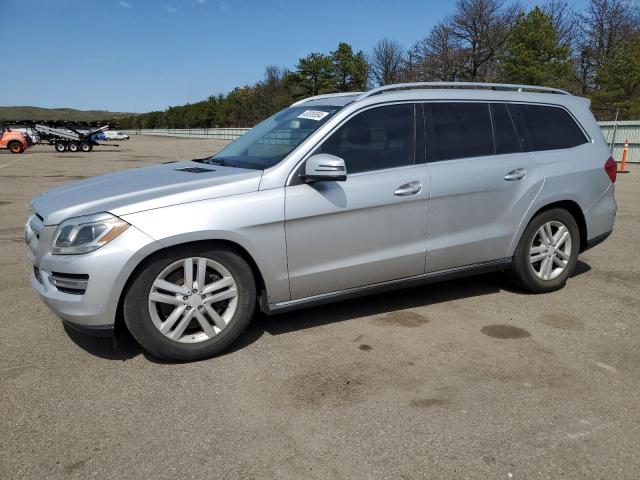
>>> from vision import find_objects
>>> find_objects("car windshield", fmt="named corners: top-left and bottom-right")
top-left (200, 105), bottom-right (342, 169)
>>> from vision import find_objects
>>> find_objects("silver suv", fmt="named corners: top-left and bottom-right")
top-left (25, 82), bottom-right (617, 361)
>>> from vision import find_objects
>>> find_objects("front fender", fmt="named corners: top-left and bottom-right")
top-left (120, 189), bottom-right (289, 304)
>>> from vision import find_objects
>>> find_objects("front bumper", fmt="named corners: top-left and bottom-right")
top-left (27, 218), bottom-right (161, 331)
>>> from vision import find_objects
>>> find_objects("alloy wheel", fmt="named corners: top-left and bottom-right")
top-left (148, 257), bottom-right (238, 343)
top-left (529, 221), bottom-right (572, 281)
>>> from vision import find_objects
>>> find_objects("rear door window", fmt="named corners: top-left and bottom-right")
top-left (427, 103), bottom-right (494, 161)
top-left (510, 104), bottom-right (588, 151)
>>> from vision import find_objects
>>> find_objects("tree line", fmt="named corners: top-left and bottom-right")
top-left (118, 0), bottom-right (640, 129)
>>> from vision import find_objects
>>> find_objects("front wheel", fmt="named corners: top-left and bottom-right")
top-left (8, 141), bottom-right (24, 154)
top-left (124, 245), bottom-right (256, 361)
top-left (511, 208), bottom-right (580, 293)
top-left (80, 141), bottom-right (91, 152)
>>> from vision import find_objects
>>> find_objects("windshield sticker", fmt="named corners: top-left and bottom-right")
top-left (297, 110), bottom-right (330, 121)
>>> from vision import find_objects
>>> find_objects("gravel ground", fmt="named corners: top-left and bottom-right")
top-left (1, 136), bottom-right (639, 479)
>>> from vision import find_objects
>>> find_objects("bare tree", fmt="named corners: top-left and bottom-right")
top-left (412, 22), bottom-right (465, 81)
top-left (541, 0), bottom-right (579, 47)
top-left (449, 0), bottom-right (521, 81)
top-left (574, 0), bottom-right (638, 93)
top-left (370, 38), bottom-right (405, 85)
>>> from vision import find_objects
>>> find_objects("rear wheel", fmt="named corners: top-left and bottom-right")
top-left (511, 208), bottom-right (580, 293)
top-left (124, 245), bottom-right (256, 361)
top-left (68, 142), bottom-right (79, 152)
top-left (55, 142), bottom-right (66, 152)
top-left (80, 142), bottom-right (91, 152)
top-left (8, 141), bottom-right (24, 154)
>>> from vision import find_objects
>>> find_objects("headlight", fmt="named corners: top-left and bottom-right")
top-left (52, 213), bottom-right (129, 255)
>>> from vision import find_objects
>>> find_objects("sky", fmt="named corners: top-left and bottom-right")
top-left (0, 0), bottom-right (589, 113)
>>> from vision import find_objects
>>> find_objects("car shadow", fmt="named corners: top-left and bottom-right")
top-left (64, 262), bottom-right (592, 363)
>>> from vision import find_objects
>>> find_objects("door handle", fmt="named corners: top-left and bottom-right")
top-left (394, 181), bottom-right (422, 196)
top-left (504, 168), bottom-right (526, 181)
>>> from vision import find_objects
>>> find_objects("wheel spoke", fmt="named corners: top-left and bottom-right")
top-left (555, 231), bottom-right (570, 248)
top-left (169, 308), bottom-right (195, 340)
top-left (552, 255), bottom-right (567, 268)
top-left (153, 279), bottom-right (188, 295)
top-left (552, 226), bottom-right (567, 245)
top-left (530, 252), bottom-right (547, 264)
top-left (556, 248), bottom-right (570, 261)
top-left (160, 305), bottom-right (187, 334)
top-left (538, 226), bottom-right (550, 245)
top-left (196, 258), bottom-right (207, 291)
top-left (544, 223), bottom-right (554, 244)
top-left (530, 245), bottom-right (547, 255)
top-left (149, 292), bottom-right (183, 306)
top-left (184, 258), bottom-right (193, 291)
top-left (204, 304), bottom-right (227, 329)
top-left (194, 310), bottom-right (216, 337)
top-left (205, 287), bottom-right (238, 304)
top-left (541, 257), bottom-right (553, 280)
top-left (202, 276), bottom-right (235, 295)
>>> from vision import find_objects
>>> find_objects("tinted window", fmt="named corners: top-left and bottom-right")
top-left (318, 104), bottom-right (415, 174)
top-left (491, 103), bottom-right (522, 154)
top-left (511, 104), bottom-right (588, 151)
top-left (429, 103), bottom-right (493, 161)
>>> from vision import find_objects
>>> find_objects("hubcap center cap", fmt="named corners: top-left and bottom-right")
top-left (187, 295), bottom-right (203, 308)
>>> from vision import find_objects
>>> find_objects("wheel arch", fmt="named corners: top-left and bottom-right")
top-left (512, 200), bottom-right (588, 255)
top-left (114, 239), bottom-right (268, 334)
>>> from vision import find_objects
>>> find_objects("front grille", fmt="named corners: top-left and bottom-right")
top-left (48, 272), bottom-right (89, 295)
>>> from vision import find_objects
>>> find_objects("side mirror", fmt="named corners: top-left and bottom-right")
top-left (303, 153), bottom-right (347, 182)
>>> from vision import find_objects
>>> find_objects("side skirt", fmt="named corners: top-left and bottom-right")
top-left (262, 257), bottom-right (512, 315)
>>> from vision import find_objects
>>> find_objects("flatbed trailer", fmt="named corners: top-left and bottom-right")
top-left (0, 120), bottom-right (120, 152)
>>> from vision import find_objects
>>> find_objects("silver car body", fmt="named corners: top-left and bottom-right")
top-left (26, 82), bottom-right (617, 332)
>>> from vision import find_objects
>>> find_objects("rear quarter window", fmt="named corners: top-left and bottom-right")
top-left (511, 104), bottom-right (589, 151)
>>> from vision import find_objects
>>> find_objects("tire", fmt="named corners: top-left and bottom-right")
top-left (511, 208), bottom-right (580, 293)
top-left (8, 141), bottom-right (23, 154)
top-left (55, 142), bottom-right (66, 152)
top-left (124, 245), bottom-right (256, 361)
top-left (80, 142), bottom-right (91, 152)
top-left (68, 142), bottom-right (79, 152)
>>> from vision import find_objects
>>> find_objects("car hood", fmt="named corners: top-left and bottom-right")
top-left (31, 160), bottom-right (263, 225)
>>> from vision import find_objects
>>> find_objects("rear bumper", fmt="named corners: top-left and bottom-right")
top-left (583, 230), bottom-right (612, 252)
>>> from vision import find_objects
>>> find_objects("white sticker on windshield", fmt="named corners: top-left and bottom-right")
top-left (297, 110), bottom-right (330, 121)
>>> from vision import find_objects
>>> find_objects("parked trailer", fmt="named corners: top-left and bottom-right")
top-left (0, 121), bottom-right (120, 153)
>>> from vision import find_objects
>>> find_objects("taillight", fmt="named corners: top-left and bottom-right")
top-left (604, 156), bottom-right (617, 183)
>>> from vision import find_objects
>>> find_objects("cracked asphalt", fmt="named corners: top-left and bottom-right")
top-left (1, 136), bottom-right (639, 479)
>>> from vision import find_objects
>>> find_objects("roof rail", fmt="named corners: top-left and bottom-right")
top-left (290, 91), bottom-right (364, 107)
top-left (357, 82), bottom-right (571, 100)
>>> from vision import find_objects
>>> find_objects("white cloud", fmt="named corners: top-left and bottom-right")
top-left (119, 1), bottom-right (132, 8)
top-left (163, 5), bottom-right (178, 13)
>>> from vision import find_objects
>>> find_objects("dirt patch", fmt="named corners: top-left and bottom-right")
top-left (374, 310), bottom-right (429, 327)
top-left (0, 201), bottom-right (11, 206)
top-left (540, 313), bottom-right (583, 330)
top-left (359, 344), bottom-right (372, 351)
top-left (480, 325), bottom-right (530, 339)
top-left (285, 366), bottom-right (366, 407)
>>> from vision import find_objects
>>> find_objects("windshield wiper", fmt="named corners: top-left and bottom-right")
top-left (207, 157), bottom-right (238, 167)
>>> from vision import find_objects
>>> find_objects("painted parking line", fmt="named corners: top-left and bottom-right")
top-left (0, 154), bottom-right (31, 169)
